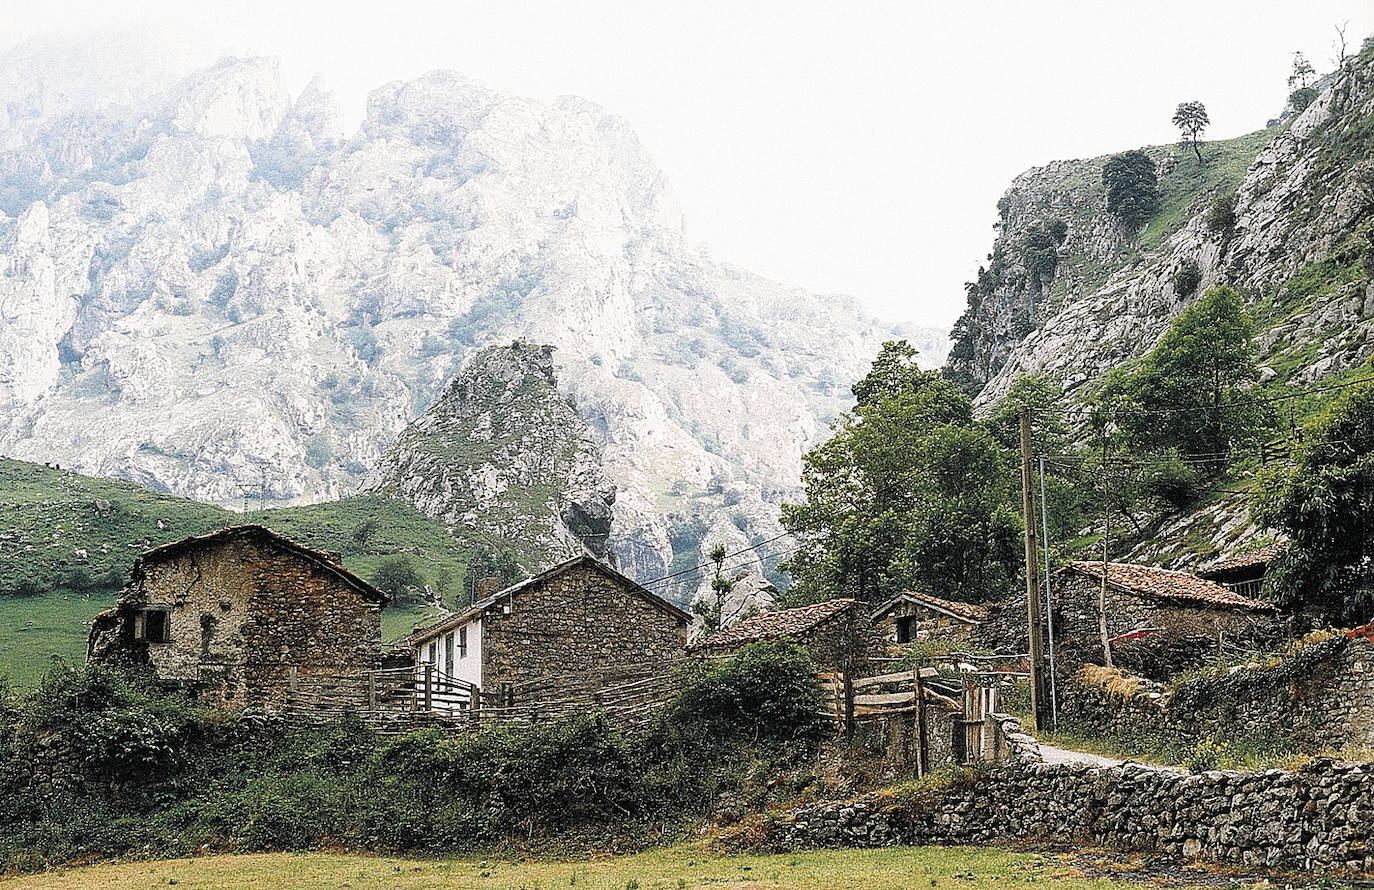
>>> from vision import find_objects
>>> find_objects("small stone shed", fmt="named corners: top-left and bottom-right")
top-left (87, 524), bottom-right (389, 706)
top-left (870, 591), bottom-right (989, 647)
top-left (1197, 543), bottom-right (1286, 600)
top-left (405, 555), bottom-right (691, 704)
top-left (690, 598), bottom-right (886, 673)
top-left (1045, 561), bottom-right (1279, 679)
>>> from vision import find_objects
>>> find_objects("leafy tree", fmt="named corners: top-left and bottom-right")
top-left (1172, 260), bottom-right (1202, 296)
top-left (1102, 150), bottom-right (1161, 228)
top-left (781, 341), bottom-right (1022, 606)
top-left (1172, 101), bottom-right (1210, 163)
top-left (462, 548), bottom-right (523, 604)
top-left (1022, 218), bottom-right (1069, 289)
top-left (371, 555), bottom-right (424, 600)
top-left (1097, 286), bottom-right (1267, 468)
top-left (1254, 378), bottom-right (1374, 622)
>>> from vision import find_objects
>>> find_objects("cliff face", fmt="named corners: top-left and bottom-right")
top-left (948, 45), bottom-right (1374, 411)
top-left (365, 343), bottom-right (614, 563)
top-left (0, 44), bottom-right (948, 584)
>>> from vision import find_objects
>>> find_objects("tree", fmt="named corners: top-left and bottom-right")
top-left (1172, 101), bottom-right (1210, 163)
top-left (692, 544), bottom-right (734, 634)
top-left (1102, 151), bottom-right (1161, 229)
top-left (371, 555), bottom-right (423, 600)
top-left (1253, 378), bottom-right (1374, 622)
top-left (1288, 51), bottom-right (1317, 90)
top-left (780, 341), bottom-right (1022, 607)
top-left (1098, 285), bottom-right (1268, 467)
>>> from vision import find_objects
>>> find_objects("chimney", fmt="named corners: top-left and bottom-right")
top-left (476, 577), bottom-right (501, 600)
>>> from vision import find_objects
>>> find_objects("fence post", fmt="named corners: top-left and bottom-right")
top-left (914, 663), bottom-right (928, 778)
top-left (367, 672), bottom-right (377, 711)
top-left (423, 663), bottom-right (434, 712)
top-left (841, 669), bottom-right (855, 738)
top-left (289, 666), bottom-right (298, 698)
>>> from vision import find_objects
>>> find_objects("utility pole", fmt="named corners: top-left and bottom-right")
top-left (1098, 434), bottom-right (1115, 669)
top-left (1018, 408), bottom-right (1049, 731)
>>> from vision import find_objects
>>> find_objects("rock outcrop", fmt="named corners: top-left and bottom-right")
top-left (0, 42), bottom-right (948, 584)
top-left (365, 342), bottom-right (615, 563)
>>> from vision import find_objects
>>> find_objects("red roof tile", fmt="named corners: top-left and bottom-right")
top-left (1065, 561), bottom-right (1274, 612)
top-left (871, 591), bottom-right (989, 623)
top-left (691, 599), bottom-right (856, 650)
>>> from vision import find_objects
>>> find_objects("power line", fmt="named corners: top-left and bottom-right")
top-left (1051, 373), bottom-right (1374, 420)
top-left (638, 531), bottom-right (794, 590)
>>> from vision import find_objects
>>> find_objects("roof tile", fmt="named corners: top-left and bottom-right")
top-left (692, 599), bottom-right (855, 650)
top-left (1066, 561), bottom-right (1273, 611)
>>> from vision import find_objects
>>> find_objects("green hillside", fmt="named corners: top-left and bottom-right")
top-left (0, 459), bottom-right (520, 686)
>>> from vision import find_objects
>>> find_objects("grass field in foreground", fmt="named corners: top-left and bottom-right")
top-left (0, 846), bottom-right (1128, 890)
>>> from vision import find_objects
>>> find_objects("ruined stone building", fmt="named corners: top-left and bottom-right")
top-left (690, 598), bottom-right (886, 673)
top-left (87, 525), bottom-right (389, 706)
top-left (405, 555), bottom-right (691, 706)
top-left (980, 560), bottom-right (1280, 681)
top-left (870, 591), bottom-right (989, 648)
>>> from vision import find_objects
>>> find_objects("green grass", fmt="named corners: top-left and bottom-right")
top-left (0, 460), bottom-right (538, 685)
top-left (0, 846), bottom-right (1131, 890)
top-left (1138, 129), bottom-right (1275, 250)
top-left (0, 591), bottom-right (112, 688)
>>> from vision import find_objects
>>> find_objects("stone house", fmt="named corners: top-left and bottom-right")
top-left (1197, 543), bottom-right (1286, 600)
top-left (870, 591), bottom-right (989, 647)
top-left (690, 598), bottom-right (886, 673)
top-left (981, 561), bottom-right (1280, 681)
top-left (87, 525), bottom-right (389, 706)
top-left (405, 555), bottom-right (691, 706)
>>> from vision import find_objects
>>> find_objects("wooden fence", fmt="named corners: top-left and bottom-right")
top-left (278, 664), bottom-right (677, 735)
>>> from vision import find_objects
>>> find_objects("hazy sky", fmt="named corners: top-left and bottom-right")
top-left (4, 1), bottom-right (1372, 331)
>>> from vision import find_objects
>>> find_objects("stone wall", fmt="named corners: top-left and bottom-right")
top-left (765, 714), bottom-right (1374, 873)
top-left (793, 610), bottom-right (889, 674)
top-left (89, 530), bottom-right (385, 706)
top-left (1059, 636), bottom-right (1374, 754)
top-left (481, 560), bottom-right (688, 690)
top-left (872, 602), bottom-right (979, 647)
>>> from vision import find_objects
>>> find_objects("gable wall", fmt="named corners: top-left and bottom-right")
top-left (479, 561), bottom-right (687, 693)
top-left (92, 536), bottom-right (383, 705)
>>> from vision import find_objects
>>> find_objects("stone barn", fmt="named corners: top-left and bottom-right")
top-left (1197, 544), bottom-right (1286, 600)
top-left (690, 598), bottom-right (886, 673)
top-left (870, 591), bottom-right (989, 648)
top-left (87, 525), bottom-right (389, 706)
top-left (405, 555), bottom-right (691, 705)
top-left (980, 561), bottom-right (1280, 681)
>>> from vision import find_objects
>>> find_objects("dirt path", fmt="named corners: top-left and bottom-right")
top-left (1037, 744), bottom-right (1126, 767)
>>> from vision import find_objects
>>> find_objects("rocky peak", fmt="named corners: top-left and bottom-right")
top-left (364, 342), bottom-right (615, 564)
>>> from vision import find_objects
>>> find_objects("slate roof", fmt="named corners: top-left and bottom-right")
top-left (133, 524), bottom-right (389, 604)
top-left (870, 591), bottom-right (989, 623)
top-left (1199, 543), bottom-right (1287, 576)
top-left (691, 598), bottom-right (856, 650)
top-left (407, 555), bottom-right (691, 645)
top-left (1064, 561), bottom-right (1274, 612)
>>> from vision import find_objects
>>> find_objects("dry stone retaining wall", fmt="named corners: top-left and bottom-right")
top-left (767, 714), bottom-right (1374, 873)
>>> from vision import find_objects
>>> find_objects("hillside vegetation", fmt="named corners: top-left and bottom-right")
top-left (0, 458), bottom-right (524, 683)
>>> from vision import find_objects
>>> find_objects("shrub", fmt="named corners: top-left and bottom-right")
top-left (1146, 450), bottom-right (1200, 511)
top-left (1205, 191), bottom-right (1238, 236)
top-left (663, 641), bottom-right (822, 746)
top-left (370, 555), bottom-right (422, 599)
top-left (1171, 260), bottom-right (1202, 297)
top-left (1102, 150), bottom-right (1161, 229)
top-left (1288, 87), bottom-right (1318, 114)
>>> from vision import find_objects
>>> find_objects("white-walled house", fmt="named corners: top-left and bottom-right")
top-left (405, 555), bottom-right (690, 711)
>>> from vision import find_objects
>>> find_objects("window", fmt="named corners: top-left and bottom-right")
top-left (426, 641), bottom-right (437, 664)
top-left (444, 632), bottom-right (454, 670)
top-left (895, 616), bottom-right (916, 644)
top-left (133, 607), bottom-right (173, 644)
top-left (458, 625), bottom-right (468, 658)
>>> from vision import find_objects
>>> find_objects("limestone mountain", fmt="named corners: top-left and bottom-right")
top-left (945, 42), bottom-right (1374, 562)
top-left (365, 342), bottom-right (614, 564)
top-left (0, 41), bottom-right (947, 584)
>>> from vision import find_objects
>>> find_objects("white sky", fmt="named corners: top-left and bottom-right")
top-left (4, 1), bottom-right (1373, 330)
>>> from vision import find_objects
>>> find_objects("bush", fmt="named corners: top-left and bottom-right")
top-left (663, 641), bottom-right (822, 746)
top-left (1146, 450), bottom-right (1200, 511)
top-left (1205, 191), bottom-right (1237, 236)
top-left (1171, 260), bottom-right (1202, 297)
top-left (370, 555), bottom-right (422, 599)
top-left (1288, 87), bottom-right (1318, 114)
top-left (1102, 150), bottom-right (1161, 229)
